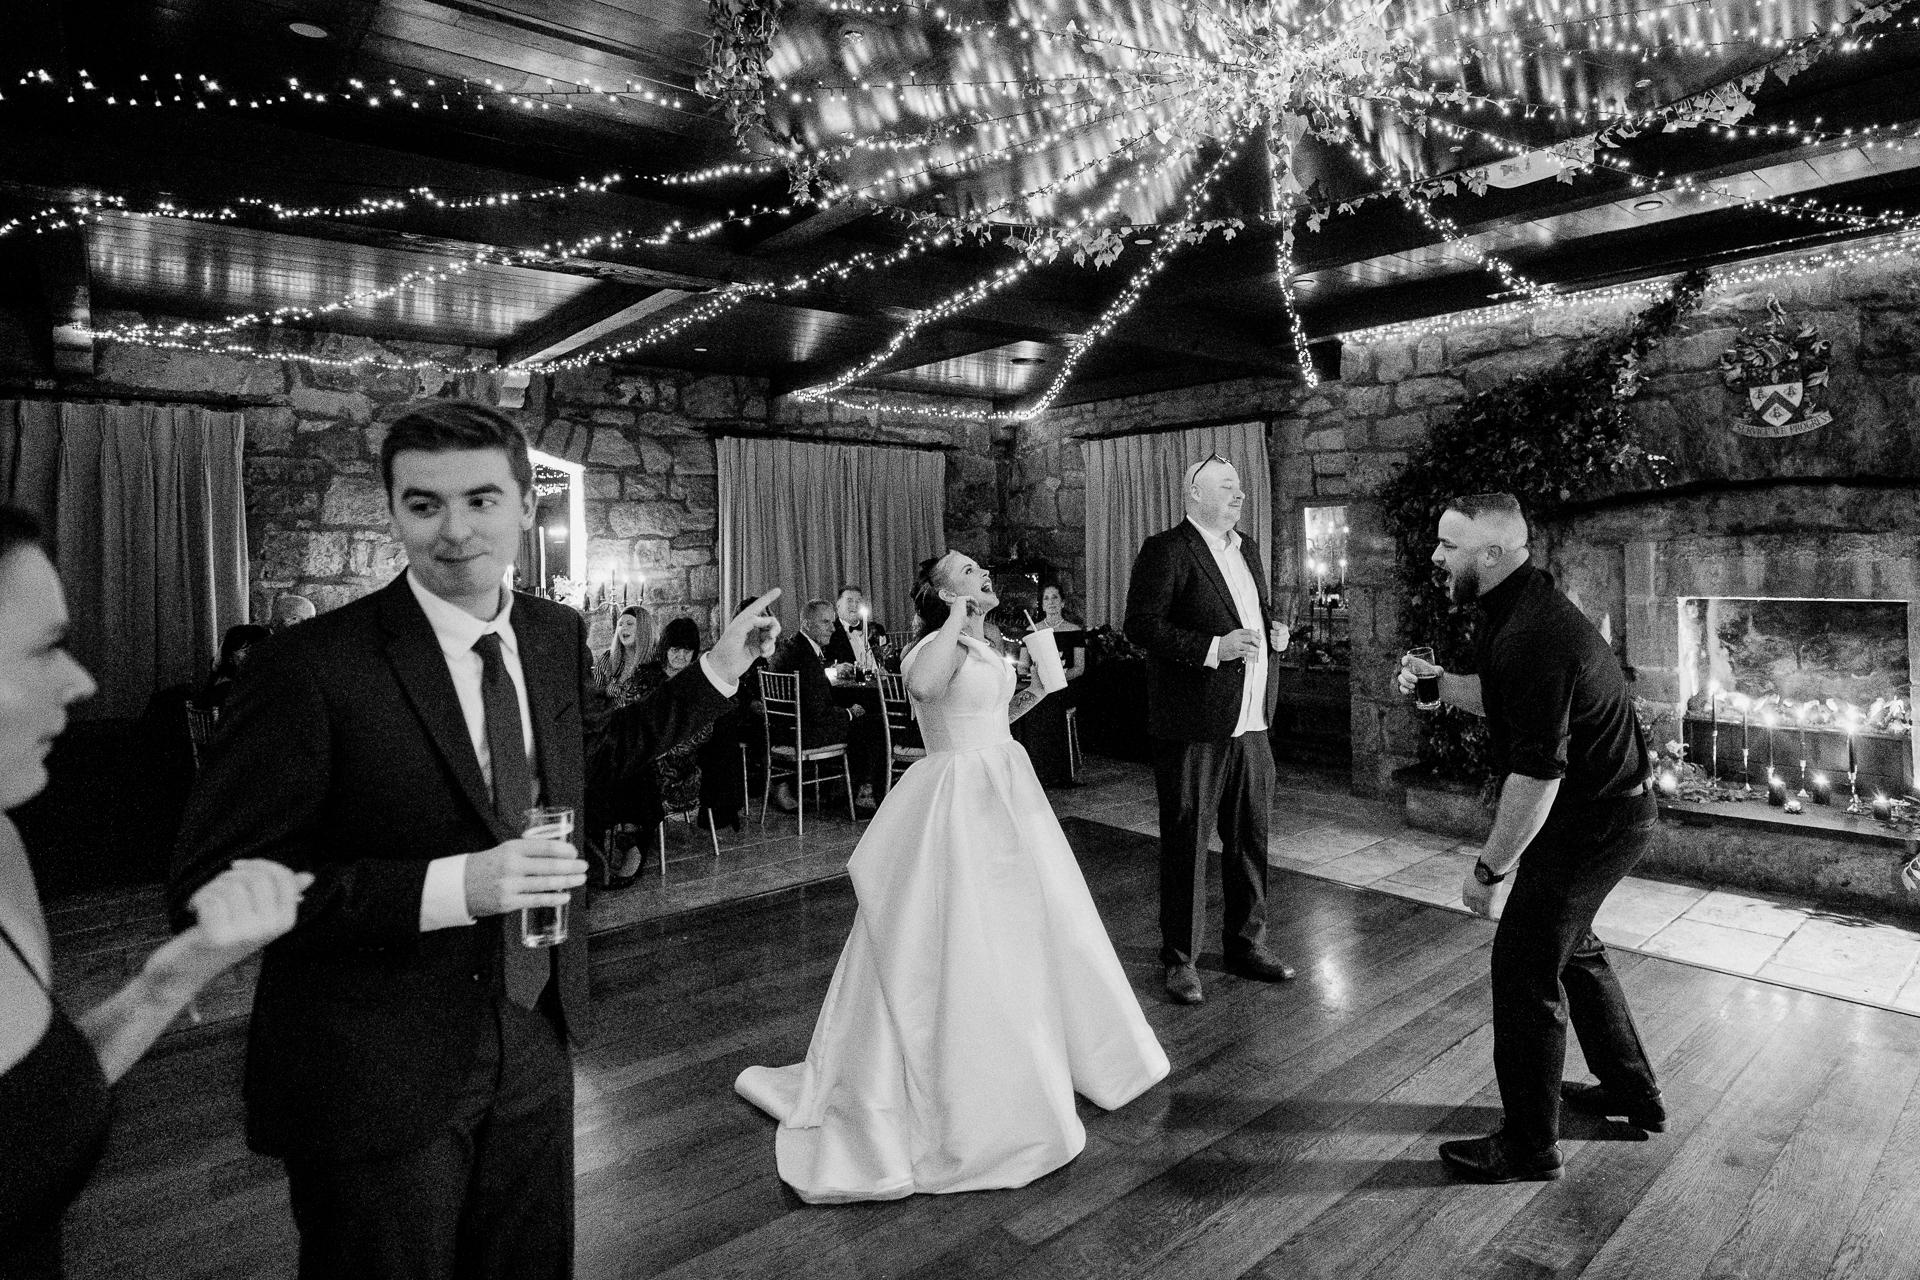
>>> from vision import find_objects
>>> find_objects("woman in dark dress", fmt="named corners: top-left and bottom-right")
top-left (595, 604), bottom-right (653, 707)
top-left (603, 617), bottom-right (713, 885)
top-left (0, 507), bottom-right (307, 1276)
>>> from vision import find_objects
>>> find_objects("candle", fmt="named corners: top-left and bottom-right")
top-left (1811, 772), bottom-right (1833, 806)
top-left (1735, 694), bottom-right (1751, 790)
top-left (1846, 711), bottom-right (1857, 778)
top-left (1871, 794), bottom-right (1893, 821)
top-left (1796, 702), bottom-right (1810, 796)
top-left (1708, 681), bottom-right (1721, 784)
top-left (1767, 773), bottom-right (1787, 807)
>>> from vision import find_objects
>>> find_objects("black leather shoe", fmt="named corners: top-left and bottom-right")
top-left (1437, 1133), bottom-right (1564, 1183)
top-left (1165, 964), bottom-right (1204, 1005)
top-left (1224, 950), bottom-right (1297, 982)
top-left (1561, 1081), bottom-right (1667, 1132)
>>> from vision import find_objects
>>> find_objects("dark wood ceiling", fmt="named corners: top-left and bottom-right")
top-left (5, 1), bottom-right (1920, 409)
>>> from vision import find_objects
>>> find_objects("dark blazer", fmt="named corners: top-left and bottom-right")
top-left (1123, 519), bottom-right (1279, 743)
top-left (772, 634), bottom-right (851, 748)
top-left (167, 575), bottom-right (726, 1163)
top-left (823, 619), bottom-right (885, 667)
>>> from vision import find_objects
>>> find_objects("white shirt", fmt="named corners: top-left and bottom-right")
top-left (411, 571), bottom-right (537, 932)
top-left (1191, 518), bottom-right (1269, 737)
top-left (412, 572), bottom-right (743, 932)
top-left (840, 617), bottom-right (873, 668)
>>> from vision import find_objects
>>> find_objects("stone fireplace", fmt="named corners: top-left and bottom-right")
top-left (1616, 529), bottom-right (1920, 800)
top-left (1536, 487), bottom-right (1920, 913)
top-left (1676, 595), bottom-right (1912, 798)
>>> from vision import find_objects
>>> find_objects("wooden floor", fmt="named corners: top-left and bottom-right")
top-left (65, 818), bottom-right (1920, 1280)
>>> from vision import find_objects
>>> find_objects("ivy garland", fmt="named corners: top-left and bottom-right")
top-left (696, 0), bottom-right (787, 149)
top-left (1379, 268), bottom-right (1710, 783)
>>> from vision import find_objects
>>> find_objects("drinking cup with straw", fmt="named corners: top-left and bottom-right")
top-left (1022, 610), bottom-right (1069, 694)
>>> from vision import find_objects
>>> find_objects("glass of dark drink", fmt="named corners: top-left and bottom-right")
top-left (1405, 647), bottom-right (1441, 712)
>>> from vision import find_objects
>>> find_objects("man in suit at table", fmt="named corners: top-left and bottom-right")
top-left (1124, 454), bottom-right (1293, 1006)
top-left (823, 584), bottom-right (886, 669)
top-left (168, 400), bottom-right (782, 1280)
top-left (771, 598), bottom-right (878, 812)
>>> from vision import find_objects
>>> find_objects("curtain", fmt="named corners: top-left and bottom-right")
top-left (1082, 419), bottom-right (1271, 628)
top-left (0, 401), bottom-right (250, 720)
top-left (718, 436), bottom-right (945, 638)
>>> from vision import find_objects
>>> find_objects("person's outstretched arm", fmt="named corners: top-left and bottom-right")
top-left (81, 859), bottom-right (308, 1082)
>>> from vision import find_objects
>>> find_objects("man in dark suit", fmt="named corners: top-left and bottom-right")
top-left (823, 584), bottom-right (886, 670)
top-left (771, 598), bottom-right (878, 811)
top-left (1124, 454), bottom-right (1293, 1006)
top-left (168, 401), bottom-right (781, 1280)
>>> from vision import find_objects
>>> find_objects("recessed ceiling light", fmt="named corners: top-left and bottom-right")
top-left (288, 21), bottom-right (330, 38)
top-left (693, 346), bottom-right (708, 352)
top-left (1132, 237), bottom-right (1153, 246)
top-left (1633, 198), bottom-right (1664, 211)
top-left (1634, 78), bottom-right (1653, 88)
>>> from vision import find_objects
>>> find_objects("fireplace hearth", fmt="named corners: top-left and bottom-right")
top-left (1676, 595), bottom-right (1913, 799)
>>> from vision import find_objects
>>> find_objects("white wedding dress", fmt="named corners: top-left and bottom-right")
top-left (734, 632), bottom-right (1169, 1203)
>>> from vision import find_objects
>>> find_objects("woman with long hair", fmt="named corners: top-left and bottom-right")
top-left (0, 507), bottom-right (306, 1275)
top-left (604, 617), bottom-right (712, 888)
top-left (594, 605), bottom-right (652, 706)
top-left (736, 551), bottom-right (1166, 1202)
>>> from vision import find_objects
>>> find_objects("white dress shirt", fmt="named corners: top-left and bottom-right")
top-left (840, 618), bottom-right (872, 668)
top-left (411, 571), bottom-right (537, 932)
top-left (411, 572), bottom-right (741, 932)
top-left (1191, 518), bottom-right (1269, 737)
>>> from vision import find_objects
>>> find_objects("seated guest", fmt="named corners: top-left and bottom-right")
top-left (195, 624), bottom-right (273, 712)
top-left (0, 507), bottom-right (306, 1278)
top-left (1038, 583), bottom-right (1087, 682)
top-left (594, 604), bottom-right (653, 708)
top-left (772, 599), bottom-right (879, 812)
top-left (824, 584), bottom-right (887, 670)
top-left (600, 618), bottom-right (713, 887)
top-left (270, 593), bottom-right (317, 632)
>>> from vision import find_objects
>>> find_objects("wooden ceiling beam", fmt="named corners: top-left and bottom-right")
top-left (497, 282), bottom-right (695, 365)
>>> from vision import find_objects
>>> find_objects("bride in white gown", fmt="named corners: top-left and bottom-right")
top-left (735, 551), bottom-right (1169, 1204)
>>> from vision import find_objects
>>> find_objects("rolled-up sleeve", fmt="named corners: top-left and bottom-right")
top-left (1490, 631), bottom-right (1572, 781)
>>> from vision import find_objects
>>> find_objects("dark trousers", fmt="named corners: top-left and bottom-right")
top-left (1492, 791), bottom-right (1660, 1151)
top-left (1153, 730), bottom-right (1273, 967)
top-left (285, 995), bottom-right (574, 1280)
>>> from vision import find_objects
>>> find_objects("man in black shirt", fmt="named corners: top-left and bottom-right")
top-left (1399, 492), bottom-right (1661, 1183)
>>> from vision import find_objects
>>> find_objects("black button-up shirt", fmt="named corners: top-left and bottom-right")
top-left (1474, 561), bottom-right (1645, 803)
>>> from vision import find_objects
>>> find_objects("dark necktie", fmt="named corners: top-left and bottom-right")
top-left (473, 631), bottom-right (548, 1008)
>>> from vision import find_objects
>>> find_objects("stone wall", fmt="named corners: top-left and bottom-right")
top-left (76, 327), bottom-right (992, 648)
top-left (1002, 233), bottom-right (1920, 798)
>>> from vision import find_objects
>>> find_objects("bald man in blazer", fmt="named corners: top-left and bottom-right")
top-left (1124, 455), bottom-right (1293, 1006)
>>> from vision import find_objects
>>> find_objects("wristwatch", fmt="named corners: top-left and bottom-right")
top-left (1473, 860), bottom-right (1508, 886)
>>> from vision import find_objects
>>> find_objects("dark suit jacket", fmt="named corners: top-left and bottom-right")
top-left (1123, 520), bottom-right (1280, 743)
top-left (823, 619), bottom-right (885, 667)
top-left (167, 575), bottom-right (727, 1162)
top-left (772, 635), bottom-right (851, 748)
